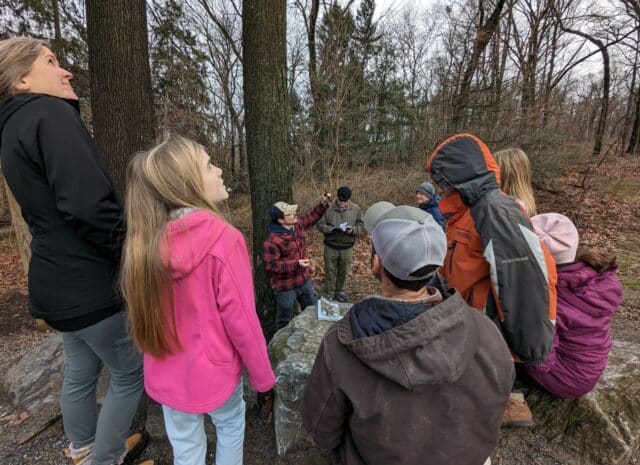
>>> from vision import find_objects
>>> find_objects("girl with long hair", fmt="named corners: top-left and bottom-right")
top-left (121, 135), bottom-right (275, 465)
top-left (494, 147), bottom-right (537, 217)
top-left (525, 213), bottom-right (623, 398)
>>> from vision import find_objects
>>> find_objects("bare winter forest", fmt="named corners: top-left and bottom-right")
top-left (1, 0), bottom-right (639, 179)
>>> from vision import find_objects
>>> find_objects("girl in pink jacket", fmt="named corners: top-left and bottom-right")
top-left (121, 135), bottom-right (275, 465)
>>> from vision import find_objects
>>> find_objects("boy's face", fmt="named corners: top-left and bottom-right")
top-left (416, 192), bottom-right (430, 204)
top-left (278, 212), bottom-right (298, 227)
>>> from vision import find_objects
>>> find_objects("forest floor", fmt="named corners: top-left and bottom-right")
top-left (0, 146), bottom-right (638, 464)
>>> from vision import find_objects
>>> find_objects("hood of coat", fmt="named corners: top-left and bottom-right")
top-left (427, 133), bottom-right (501, 206)
top-left (557, 262), bottom-right (623, 319)
top-left (0, 94), bottom-right (79, 146)
top-left (163, 210), bottom-right (228, 279)
top-left (267, 222), bottom-right (294, 235)
top-left (336, 292), bottom-right (479, 390)
top-left (0, 94), bottom-right (41, 147)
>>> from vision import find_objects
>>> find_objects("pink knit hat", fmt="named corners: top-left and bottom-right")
top-left (531, 213), bottom-right (579, 265)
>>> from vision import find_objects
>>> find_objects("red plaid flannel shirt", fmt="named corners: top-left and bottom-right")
top-left (262, 202), bottom-right (328, 291)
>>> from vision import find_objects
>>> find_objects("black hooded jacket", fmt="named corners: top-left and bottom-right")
top-left (0, 94), bottom-right (125, 329)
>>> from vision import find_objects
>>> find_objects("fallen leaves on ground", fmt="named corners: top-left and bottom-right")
top-left (1, 411), bottom-right (29, 428)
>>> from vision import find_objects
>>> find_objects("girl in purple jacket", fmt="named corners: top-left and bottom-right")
top-left (524, 213), bottom-right (623, 398)
top-left (121, 135), bottom-right (275, 465)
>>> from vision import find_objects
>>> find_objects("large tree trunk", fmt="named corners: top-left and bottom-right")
top-left (307, 0), bottom-right (320, 134)
top-left (86, 0), bottom-right (156, 432)
top-left (627, 84), bottom-right (640, 155)
top-left (593, 48), bottom-right (610, 156)
top-left (243, 0), bottom-right (292, 339)
top-left (86, 0), bottom-right (156, 198)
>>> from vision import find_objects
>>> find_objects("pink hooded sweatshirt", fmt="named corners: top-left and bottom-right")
top-left (144, 210), bottom-right (275, 413)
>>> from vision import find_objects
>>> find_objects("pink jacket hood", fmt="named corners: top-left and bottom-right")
top-left (145, 209), bottom-right (275, 413)
top-left (164, 208), bottom-right (227, 279)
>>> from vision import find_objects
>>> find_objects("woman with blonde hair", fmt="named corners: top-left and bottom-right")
top-left (0, 37), bottom-right (148, 465)
top-left (121, 135), bottom-right (275, 465)
top-left (494, 147), bottom-right (537, 217)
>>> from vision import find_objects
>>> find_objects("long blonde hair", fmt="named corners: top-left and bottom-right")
top-left (494, 147), bottom-right (537, 217)
top-left (121, 135), bottom-right (223, 357)
top-left (0, 37), bottom-right (47, 100)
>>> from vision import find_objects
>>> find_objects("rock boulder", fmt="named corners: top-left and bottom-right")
top-left (268, 304), bottom-right (350, 457)
top-left (3, 335), bottom-right (111, 417)
top-left (523, 339), bottom-right (640, 465)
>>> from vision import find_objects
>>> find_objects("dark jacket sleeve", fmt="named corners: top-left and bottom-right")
top-left (300, 337), bottom-right (348, 451)
top-left (298, 202), bottom-right (329, 230)
top-left (35, 100), bottom-right (124, 261)
top-left (472, 193), bottom-right (555, 364)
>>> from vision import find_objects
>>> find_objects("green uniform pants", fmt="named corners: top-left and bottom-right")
top-left (323, 245), bottom-right (353, 298)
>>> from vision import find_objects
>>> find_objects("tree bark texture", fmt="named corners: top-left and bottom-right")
top-left (627, 85), bottom-right (640, 154)
top-left (86, 0), bottom-right (156, 430)
top-left (243, 0), bottom-right (292, 339)
top-left (307, 0), bottom-right (320, 133)
top-left (86, 0), bottom-right (156, 197)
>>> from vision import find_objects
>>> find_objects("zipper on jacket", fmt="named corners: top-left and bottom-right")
top-left (448, 240), bottom-right (457, 275)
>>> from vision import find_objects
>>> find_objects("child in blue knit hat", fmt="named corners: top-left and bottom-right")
top-left (415, 182), bottom-right (445, 229)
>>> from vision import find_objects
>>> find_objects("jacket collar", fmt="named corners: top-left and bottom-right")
top-left (268, 223), bottom-right (294, 235)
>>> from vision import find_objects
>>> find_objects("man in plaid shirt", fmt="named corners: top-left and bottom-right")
top-left (263, 192), bottom-right (332, 330)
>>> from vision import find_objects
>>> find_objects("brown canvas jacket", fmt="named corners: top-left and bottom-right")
top-left (300, 292), bottom-right (514, 465)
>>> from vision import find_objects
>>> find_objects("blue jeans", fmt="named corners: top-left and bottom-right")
top-left (60, 311), bottom-right (144, 465)
top-left (274, 280), bottom-right (318, 330)
top-left (162, 382), bottom-right (245, 465)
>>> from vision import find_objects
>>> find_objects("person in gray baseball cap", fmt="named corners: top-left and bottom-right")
top-left (301, 202), bottom-right (514, 465)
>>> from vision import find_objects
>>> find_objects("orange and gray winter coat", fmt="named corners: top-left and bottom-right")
top-left (427, 133), bottom-right (557, 364)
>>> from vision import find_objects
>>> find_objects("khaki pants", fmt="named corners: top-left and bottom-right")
top-left (323, 246), bottom-right (353, 297)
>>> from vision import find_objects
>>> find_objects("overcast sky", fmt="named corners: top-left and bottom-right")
top-left (374, 0), bottom-right (427, 18)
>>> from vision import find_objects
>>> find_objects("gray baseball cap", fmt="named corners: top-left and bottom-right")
top-left (364, 202), bottom-right (446, 280)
